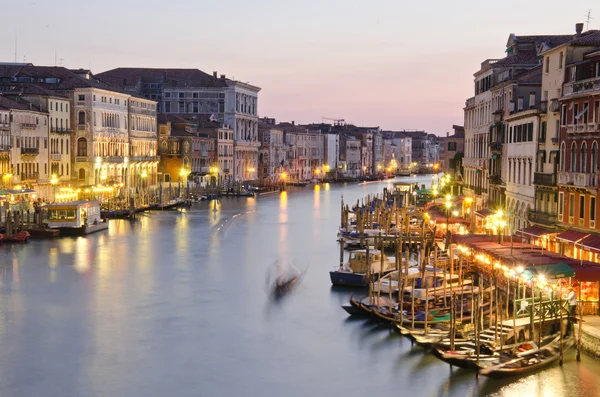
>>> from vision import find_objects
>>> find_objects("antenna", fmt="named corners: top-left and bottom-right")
top-left (14, 32), bottom-right (17, 63)
top-left (586, 9), bottom-right (594, 30)
top-left (55, 48), bottom-right (57, 66)
top-left (59, 58), bottom-right (65, 66)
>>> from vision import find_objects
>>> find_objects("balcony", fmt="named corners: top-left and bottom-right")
top-left (563, 76), bottom-right (600, 96)
top-left (75, 156), bottom-right (88, 163)
top-left (20, 172), bottom-right (39, 181)
top-left (77, 124), bottom-right (86, 131)
top-left (540, 101), bottom-right (548, 113)
top-left (21, 147), bottom-right (39, 156)
top-left (101, 156), bottom-right (124, 163)
top-left (528, 209), bottom-right (558, 226)
top-left (21, 123), bottom-right (36, 130)
top-left (51, 127), bottom-right (71, 133)
top-left (558, 171), bottom-right (598, 189)
top-left (200, 151), bottom-right (209, 157)
top-left (490, 141), bottom-right (502, 153)
top-left (534, 172), bottom-right (556, 186)
top-left (50, 153), bottom-right (62, 161)
top-left (550, 99), bottom-right (560, 112)
top-left (0, 144), bottom-right (9, 152)
top-left (488, 174), bottom-right (503, 185)
top-left (130, 156), bottom-right (157, 162)
top-left (551, 137), bottom-right (559, 143)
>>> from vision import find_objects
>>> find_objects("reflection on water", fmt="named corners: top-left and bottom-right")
top-left (0, 176), bottom-right (598, 396)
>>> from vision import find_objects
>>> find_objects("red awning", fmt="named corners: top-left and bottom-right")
top-left (556, 230), bottom-right (589, 243)
top-left (516, 225), bottom-right (555, 238)
top-left (577, 234), bottom-right (600, 254)
top-left (573, 264), bottom-right (600, 282)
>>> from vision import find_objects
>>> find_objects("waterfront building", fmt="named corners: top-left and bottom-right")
top-left (0, 96), bottom-right (49, 195)
top-left (372, 132), bottom-right (383, 173)
top-left (198, 121), bottom-right (234, 188)
top-left (128, 97), bottom-right (159, 193)
top-left (441, 126), bottom-right (464, 174)
top-left (557, 39), bottom-right (600, 261)
top-left (463, 32), bottom-right (573, 217)
top-left (531, 27), bottom-right (600, 232)
top-left (96, 68), bottom-right (261, 182)
top-left (343, 136), bottom-right (361, 177)
top-left (0, 106), bottom-right (9, 185)
top-left (323, 133), bottom-right (339, 172)
top-left (280, 122), bottom-right (323, 182)
top-left (258, 120), bottom-right (286, 183)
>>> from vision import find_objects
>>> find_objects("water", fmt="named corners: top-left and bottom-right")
top-left (0, 176), bottom-right (599, 397)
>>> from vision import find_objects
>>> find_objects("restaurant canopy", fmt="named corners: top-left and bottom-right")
top-left (516, 225), bottom-right (555, 239)
top-left (576, 233), bottom-right (600, 254)
top-left (522, 263), bottom-right (575, 281)
top-left (475, 208), bottom-right (494, 218)
top-left (556, 230), bottom-right (589, 243)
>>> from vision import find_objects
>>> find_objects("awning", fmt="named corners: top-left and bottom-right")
top-left (577, 234), bottom-right (600, 254)
top-left (556, 230), bottom-right (589, 243)
top-left (523, 263), bottom-right (575, 281)
top-left (573, 265), bottom-right (600, 282)
top-left (516, 225), bottom-right (555, 238)
top-left (575, 106), bottom-right (588, 120)
top-left (6, 189), bottom-right (36, 195)
top-left (475, 208), bottom-right (493, 218)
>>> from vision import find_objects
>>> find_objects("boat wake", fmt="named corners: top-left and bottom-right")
top-left (213, 210), bottom-right (255, 237)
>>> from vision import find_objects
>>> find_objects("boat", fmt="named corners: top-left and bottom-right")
top-left (45, 200), bottom-right (108, 235)
top-left (330, 249), bottom-right (395, 287)
top-left (152, 199), bottom-right (187, 210)
top-left (397, 170), bottom-right (412, 177)
top-left (268, 261), bottom-right (302, 297)
top-left (478, 335), bottom-right (574, 378)
top-left (0, 230), bottom-right (30, 243)
top-left (343, 295), bottom-right (390, 316)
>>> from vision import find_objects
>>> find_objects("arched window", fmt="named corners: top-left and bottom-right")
top-left (592, 141), bottom-right (598, 173)
top-left (581, 141), bottom-right (587, 173)
top-left (570, 142), bottom-right (577, 172)
top-left (184, 141), bottom-right (190, 153)
top-left (78, 111), bottom-right (85, 125)
top-left (560, 141), bottom-right (566, 171)
top-left (77, 137), bottom-right (87, 157)
top-left (78, 168), bottom-right (86, 180)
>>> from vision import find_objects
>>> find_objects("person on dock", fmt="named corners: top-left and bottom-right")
top-left (565, 286), bottom-right (577, 336)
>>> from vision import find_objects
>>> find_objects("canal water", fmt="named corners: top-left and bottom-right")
top-left (0, 176), bottom-right (599, 397)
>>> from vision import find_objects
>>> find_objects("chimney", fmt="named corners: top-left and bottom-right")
top-left (213, 71), bottom-right (217, 78)
top-left (446, 131), bottom-right (449, 137)
top-left (220, 74), bottom-right (226, 80)
top-left (576, 23), bottom-right (584, 36)
top-left (292, 121), bottom-right (295, 126)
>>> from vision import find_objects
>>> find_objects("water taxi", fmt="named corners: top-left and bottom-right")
top-left (46, 200), bottom-right (108, 235)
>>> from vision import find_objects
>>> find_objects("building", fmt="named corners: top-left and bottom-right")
top-left (197, 121), bottom-right (234, 188)
top-left (280, 122), bottom-right (323, 182)
top-left (344, 137), bottom-right (362, 177)
top-left (258, 120), bottom-right (286, 183)
top-left (96, 68), bottom-right (261, 182)
top-left (0, 96), bottom-right (50, 196)
top-left (557, 37), bottom-right (600, 260)
top-left (463, 32), bottom-right (573, 216)
top-left (128, 97), bottom-right (159, 193)
top-left (0, 106), bottom-right (9, 185)
top-left (323, 133), bottom-right (339, 171)
top-left (531, 27), bottom-right (600, 231)
top-left (441, 125), bottom-right (464, 174)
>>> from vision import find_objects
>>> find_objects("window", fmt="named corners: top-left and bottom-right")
top-left (527, 123), bottom-right (533, 141)
top-left (561, 105), bottom-right (567, 125)
top-left (60, 103), bottom-right (63, 112)
top-left (573, 104), bottom-right (579, 125)
top-left (77, 137), bottom-right (87, 156)
top-left (540, 121), bottom-right (546, 141)
top-left (545, 57), bottom-right (549, 73)
top-left (178, 102), bottom-right (185, 112)
top-left (580, 195), bottom-right (585, 220)
top-left (592, 141), bottom-right (599, 172)
top-left (581, 141), bottom-right (587, 173)
top-left (570, 193), bottom-right (575, 218)
top-left (78, 94), bottom-right (85, 101)
top-left (558, 192), bottom-right (564, 220)
top-left (583, 103), bottom-right (589, 124)
top-left (78, 111), bottom-right (85, 125)
top-left (594, 101), bottom-right (600, 123)
top-left (179, 92), bottom-right (184, 99)
top-left (164, 102), bottom-right (171, 112)
top-left (165, 92), bottom-right (171, 98)
top-left (66, 103), bottom-right (68, 112)
top-left (78, 168), bottom-right (86, 180)
top-left (50, 102), bottom-right (53, 111)
top-left (558, 52), bottom-right (564, 70)
top-left (570, 142), bottom-right (577, 172)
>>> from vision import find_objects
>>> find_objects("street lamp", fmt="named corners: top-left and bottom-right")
top-left (445, 195), bottom-right (452, 228)
top-left (141, 169), bottom-right (148, 205)
top-left (50, 174), bottom-right (58, 202)
top-left (493, 210), bottom-right (506, 243)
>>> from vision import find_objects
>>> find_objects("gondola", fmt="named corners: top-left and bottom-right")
top-left (479, 335), bottom-right (574, 378)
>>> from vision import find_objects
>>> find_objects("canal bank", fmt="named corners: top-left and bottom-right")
top-left (0, 177), bottom-right (600, 397)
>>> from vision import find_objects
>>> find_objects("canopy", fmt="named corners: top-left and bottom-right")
top-left (522, 263), bottom-right (575, 281)
top-left (556, 230), bottom-right (589, 243)
top-left (516, 225), bottom-right (555, 238)
top-left (6, 189), bottom-right (36, 195)
top-left (475, 208), bottom-right (493, 218)
top-left (576, 233), bottom-right (600, 254)
top-left (0, 189), bottom-right (10, 196)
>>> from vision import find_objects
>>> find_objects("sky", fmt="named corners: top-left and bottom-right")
top-left (1, 0), bottom-right (598, 135)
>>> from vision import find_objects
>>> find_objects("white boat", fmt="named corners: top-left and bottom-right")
top-left (330, 249), bottom-right (396, 287)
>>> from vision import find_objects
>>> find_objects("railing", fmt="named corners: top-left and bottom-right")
top-left (462, 157), bottom-right (485, 168)
top-left (550, 99), bottom-right (561, 112)
top-left (50, 153), bottom-right (62, 161)
top-left (533, 172), bottom-right (556, 186)
top-left (102, 156), bottom-right (124, 163)
top-left (563, 76), bottom-right (600, 96)
top-left (551, 137), bottom-right (559, 143)
top-left (490, 141), bottom-right (502, 152)
top-left (200, 151), bottom-right (209, 157)
top-left (78, 124), bottom-right (86, 131)
top-left (465, 97), bottom-right (475, 107)
top-left (51, 127), bottom-right (71, 133)
top-left (20, 123), bottom-right (36, 129)
top-left (488, 174), bottom-right (503, 185)
top-left (514, 298), bottom-right (567, 320)
top-left (130, 156), bottom-right (157, 162)
top-left (576, 124), bottom-right (586, 132)
top-left (0, 144), bottom-right (9, 152)
top-left (21, 147), bottom-right (39, 155)
top-left (20, 172), bottom-right (39, 180)
top-left (527, 209), bottom-right (557, 225)
top-left (540, 101), bottom-right (548, 113)
top-left (558, 171), bottom-right (598, 187)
